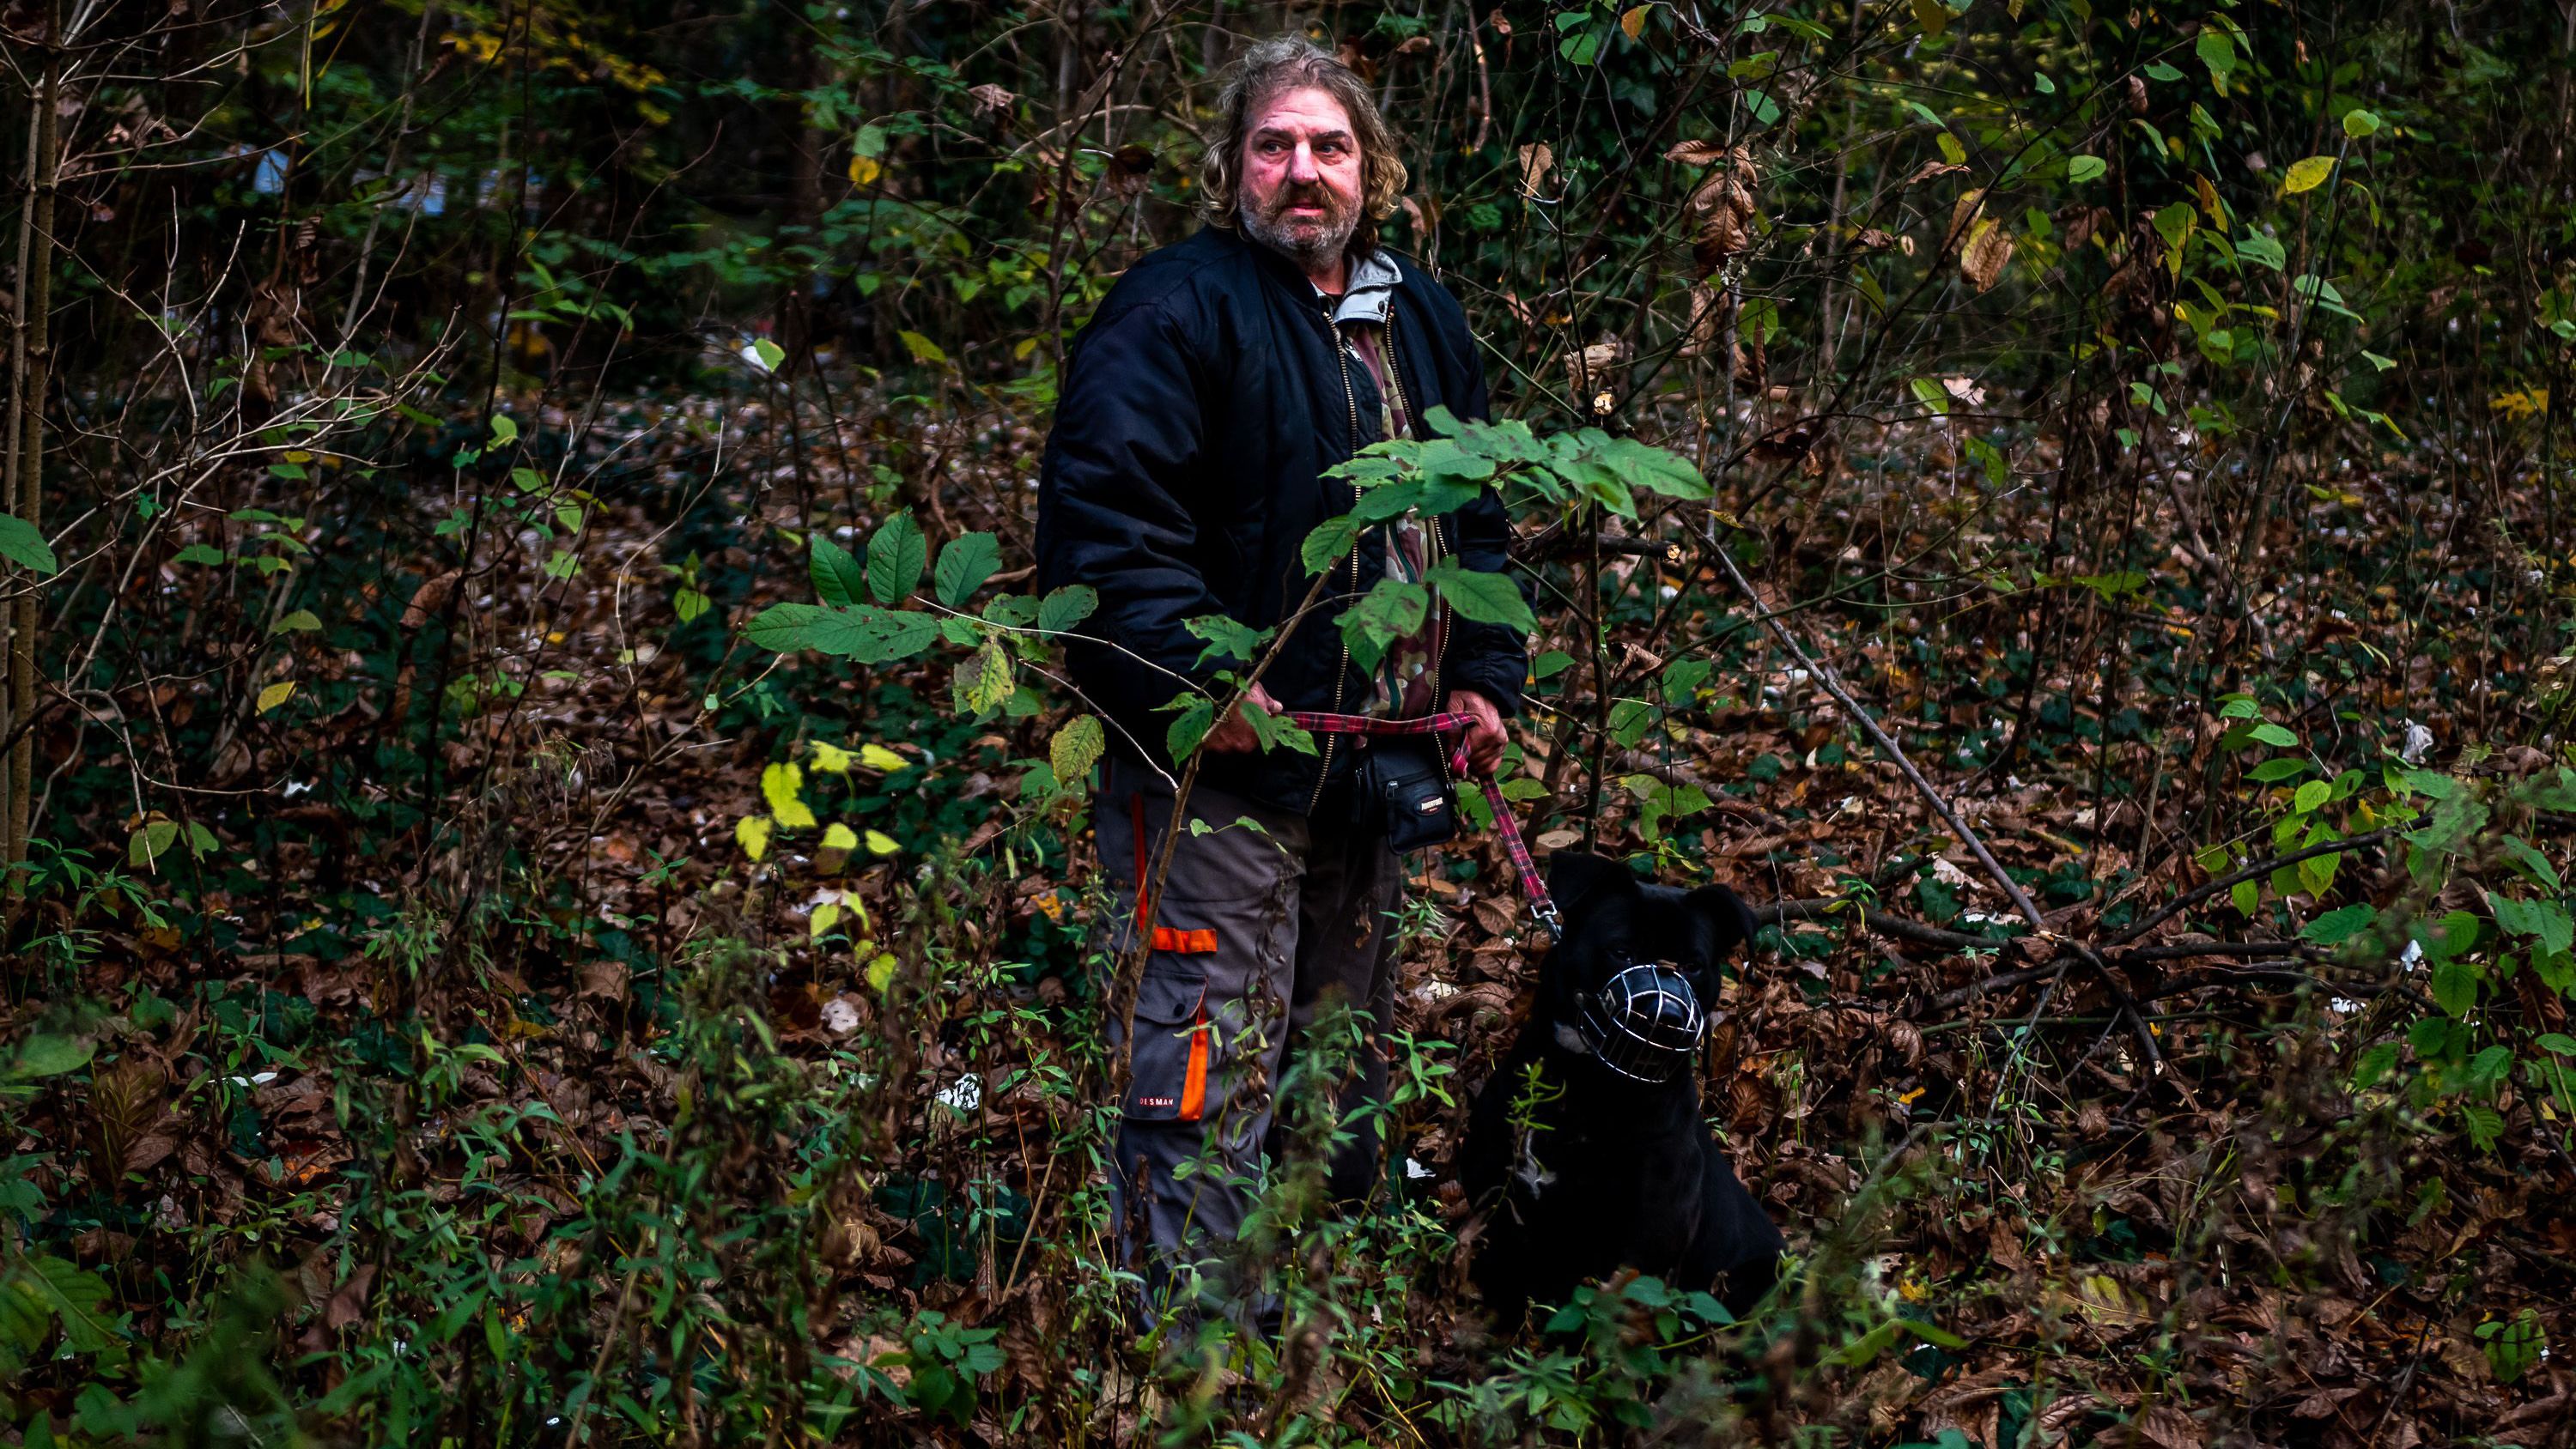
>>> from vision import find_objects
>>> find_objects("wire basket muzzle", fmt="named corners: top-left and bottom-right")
top-left (1578, 961), bottom-right (1707, 1082)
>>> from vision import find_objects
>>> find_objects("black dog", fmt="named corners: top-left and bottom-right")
top-left (1456, 852), bottom-right (1786, 1322)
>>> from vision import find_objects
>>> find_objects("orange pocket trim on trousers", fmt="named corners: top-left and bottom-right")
top-left (1178, 1007), bottom-right (1210, 1122)
top-left (1150, 926), bottom-right (1218, 954)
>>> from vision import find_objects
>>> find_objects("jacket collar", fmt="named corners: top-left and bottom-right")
top-left (1322, 248), bottom-right (1403, 325)
top-left (1212, 224), bottom-right (1405, 318)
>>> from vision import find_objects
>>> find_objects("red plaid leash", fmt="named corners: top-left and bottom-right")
top-left (1285, 708), bottom-right (1564, 939)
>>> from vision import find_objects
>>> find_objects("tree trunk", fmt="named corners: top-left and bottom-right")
top-left (5, 2), bottom-right (62, 894)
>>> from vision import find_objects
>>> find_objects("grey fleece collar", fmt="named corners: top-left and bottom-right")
top-left (1318, 249), bottom-right (1404, 325)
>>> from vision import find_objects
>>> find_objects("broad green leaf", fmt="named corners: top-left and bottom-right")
top-left (2535, 1032), bottom-right (2576, 1056)
top-left (488, 414), bottom-right (520, 446)
top-left (752, 337), bottom-right (787, 373)
top-left (2281, 155), bottom-right (2336, 195)
top-left (1165, 695), bottom-right (1215, 761)
top-left (866, 513), bottom-right (927, 604)
top-left (0, 516), bottom-right (58, 576)
top-left (2293, 780), bottom-right (2331, 815)
top-left (1425, 560), bottom-right (1536, 634)
top-left (933, 532), bottom-right (1001, 608)
top-left (811, 535), bottom-right (867, 608)
top-left (129, 820), bottom-right (179, 870)
top-left (15, 1258), bottom-right (115, 1355)
top-left (1036, 585), bottom-right (1097, 635)
top-left (811, 742), bottom-right (854, 773)
top-left (271, 609), bottom-right (322, 634)
top-left (860, 744), bottom-right (909, 773)
top-left (1186, 614), bottom-right (1267, 667)
top-left (2431, 959), bottom-right (2481, 1017)
top-left (864, 830), bottom-right (900, 857)
top-left (257, 681), bottom-right (297, 714)
top-left (2302, 903), bottom-right (2376, 944)
top-left (2342, 107), bottom-right (2382, 138)
top-left (4, 1034), bottom-right (94, 1081)
top-left (2246, 757), bottom-right (2312, 782)
top-left (1341, 578), bottom-right (1429, 675)
top-left (744, 603), bottom-right (938, 663)
top-left (1302, 514), bottom-right (1368, 574)
top-left (2067, 155), bottom-right (2106, 184)
top-left (897, 330), bottom-right (949, 367)
top-left (2195, 28), bottom-right (2237, 88)
top-left (2234, 233), bottom-right (2287, 270)
top-left (821, 822), bottom-right (860, 855)
top-left (2246, 722), bottom-right (2299, 749)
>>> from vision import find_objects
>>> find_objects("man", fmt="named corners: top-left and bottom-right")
top-left (1034, 37), bottom-right (1528, 1317)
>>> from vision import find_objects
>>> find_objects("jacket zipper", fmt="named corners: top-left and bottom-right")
top-left (1309, 297), bottom-right (1364, 815)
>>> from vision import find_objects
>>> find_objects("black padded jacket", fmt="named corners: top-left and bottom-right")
top-left (1034, 226), bottom-right (1527, 816)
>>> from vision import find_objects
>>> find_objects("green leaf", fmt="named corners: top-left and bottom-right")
top-left (2195, 28), bottom-right (2237, 87)
top-left (488, 414), bottom-right (520, 446)
top-left (2488, 892), bottom-right (2575, 956)
top-left (2350, 1040), bottom-right (2402, 1089)
top-left (752, 337), bottom-right (787, 373)
top-left (2246, 757), bottom-right (2312, 782)
top-left (3, 1034), bottom-right (93, 1081)
top-left (129, 820), bottom-right (179, 870)
top-left (744, 603), bottom-right (939, 663)
top-left (12, 1257), bottom-right (116, 1355)
top-left (2341, 107), bottom-right (2382, 139)
top-left (932, 532), bottom-right (1001, 608)
top-left (2302, 903), bottom-right (2377, 944)
top-left (0, 516), bottom-right (57, 576)
top-left (1302, 514), bottom-right (1368, 575)
top-left (1425, 560), bottom-right (1535, 634)
top-left (2293, 780), bottom-right (2331, 815)
top-left (271, 609), bottom-right (322, 634)
top-left (2067, 155), bottom-right (2105, 184)
top-left (1530, 650), bottom-right (1575, 681)
top-left (2234, 233), bottom-right (2287, 270)
top-left (2534, 1032), bottom-right (2576, 1056)
top-left (897, 330), bottom-right (950, 367)
top-left (1164, 695), bottom-right (1215, 761)
top-left (811, 535), bottom-right (867, 608)
top-left (2246, 722), bottom-right (2300, 749)
top-left (1185, 614), bottom-right (1267, 668)
top-left (2501, 834), bottom-right (2561, 893)
top-left (1608, 698), bottom-right (1657, 749)
top-left (866, 514), bottom-right (927, 604)
top-left (1341, 578), bottom-right (1429, 675)
top-left (2431, 959), bottom-right (2482, 1018)
top-left (2281, 155), bottom-right (2336, 195)
top-left (1036, 585), bottom-right (1097, 635)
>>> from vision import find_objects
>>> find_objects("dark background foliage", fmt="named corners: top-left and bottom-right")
top-left (3, 0), bottom-right (2573, 1443)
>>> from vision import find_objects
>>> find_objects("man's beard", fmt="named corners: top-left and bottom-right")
top-left (1241, 183), bottom-right (1361, 271)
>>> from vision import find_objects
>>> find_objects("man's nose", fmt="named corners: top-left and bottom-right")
top-left (1286, 142), bottom-right (1320, 183)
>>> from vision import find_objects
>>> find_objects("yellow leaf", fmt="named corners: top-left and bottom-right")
top-left (257, 681), bottom-right (296, 714)
top-left (2281, 155), bottom-right (2336, 195)
top-left (811, 741), bottom-right (854, 773)
top-left (860, 744), bottom-right (909, 773)
top-left (762, 762), bottom-right (817, 828)
top-left (811, 900), bottom-right (841, 940)
top-left (736, 814), bottom-right (772, 861)
top-left (864, 829), bottom-right (900, 857)
top-left (822, 822), bottom-right (860, 852)
top-left (1910, 0), bottom-right (1950, 38)
top-left (865, 952), bottom-right (898, 992)
top-left (848, 153), bottom-right (881, 187)
top-left (1619, 4), bottom-right (1649, 39)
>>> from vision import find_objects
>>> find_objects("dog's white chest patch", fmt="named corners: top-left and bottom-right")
top-left (1512, 1133), bottom-right (1555, 1200)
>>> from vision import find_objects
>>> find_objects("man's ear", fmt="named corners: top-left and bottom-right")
top-left (1544, 851), bottom-right (1632, 931)
top-left (1684, 882), bottom-right (1762, 967)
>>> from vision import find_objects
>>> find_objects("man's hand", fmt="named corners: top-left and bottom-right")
top-left (1447, 688), bottom-right (1507, 774)
top-left (1202, 682), bottom-right (1285, 754)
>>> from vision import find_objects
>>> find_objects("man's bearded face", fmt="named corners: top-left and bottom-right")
top-left (1237, 85), bottom-right (1365, 273)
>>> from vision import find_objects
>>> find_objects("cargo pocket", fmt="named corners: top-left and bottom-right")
top-left (1125, 969), bottom-right (1212, 1123)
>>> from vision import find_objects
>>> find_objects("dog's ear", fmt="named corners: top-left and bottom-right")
top-left (1684, 882), bottom-right (1762, 968)
top-left (1545, 851), bottom-right (1633, 929)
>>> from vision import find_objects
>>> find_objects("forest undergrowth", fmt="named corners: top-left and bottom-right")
top-left (4, 0), bottom-right (2576, 1445)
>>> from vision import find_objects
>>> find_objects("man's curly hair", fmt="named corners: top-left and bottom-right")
top-left (1200, 36), bottom-right (1408, 242)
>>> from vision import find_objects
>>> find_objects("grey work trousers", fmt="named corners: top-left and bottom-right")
top-left (1095, 755), bottom-right (1403, 1313)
